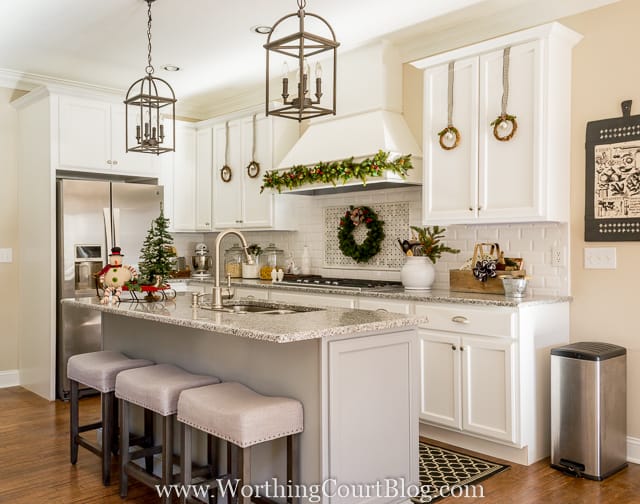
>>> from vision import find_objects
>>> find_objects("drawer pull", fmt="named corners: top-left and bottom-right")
top-left (376, 308), bottom-right (389, 313)
top-left (246, 295), bottom-right (255, 299)
top-left (451, 315), bottom-right (470, 324)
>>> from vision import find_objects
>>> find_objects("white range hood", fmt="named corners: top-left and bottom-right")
top-left (275, 42), bottom-right (422, 195)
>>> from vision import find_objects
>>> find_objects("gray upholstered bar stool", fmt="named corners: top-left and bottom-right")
top-left (67, 350), bottom-right (154, 486)
top-left (178, 382), bottom-right (304, 504)
top-left (115, 363), bottom-right (220, 503)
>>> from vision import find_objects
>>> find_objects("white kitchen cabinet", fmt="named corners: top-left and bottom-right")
top-left (160, 121), bottom-right (197, 232)
top-left (418, 328), bottom-right (516, 444)
top-left (357, 297), bottom-right (411, 314)
top-left (211, 113), bottom-right (299, 230)
top-left (234, 286), bottom-right (269, 300)
top-left (416, 300), bottom-right (569, 465)
top-left (58, 95), bottom-right (157, 176)
top-left (195, 128), bottom-right (213, 230)
top-left (413, 23), bottom-right (581, 224)
top-left (269, 289), bottom-right (355, 309)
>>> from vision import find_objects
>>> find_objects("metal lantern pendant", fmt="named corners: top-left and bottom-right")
top-left (124, 0), bottom-right (176, 155)
top-left (264, 0), bottom-right (339, 121)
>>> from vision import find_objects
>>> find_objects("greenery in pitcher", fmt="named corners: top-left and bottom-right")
top-left (410, 225), bottom-right (460, 264)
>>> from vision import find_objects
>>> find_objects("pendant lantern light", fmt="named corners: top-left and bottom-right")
top-left (264, 0), bottom-right (339, 121)
top-left (124, 0), bottom-right (176, 155)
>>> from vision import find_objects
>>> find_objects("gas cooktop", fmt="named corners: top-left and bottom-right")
top-left (278, 276), bottom-right (402, 292)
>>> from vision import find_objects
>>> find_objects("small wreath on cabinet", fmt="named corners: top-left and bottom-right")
top-left (220, 165), bottom-right (232, 183)
top-left (246, 161), bottom-right (260, 178)
top-left (438, 126), bottom-right (461, 150)
top-left (338, 205), bottom-right (385, 263)
top-left (491, 114), bottom-right (517, 141)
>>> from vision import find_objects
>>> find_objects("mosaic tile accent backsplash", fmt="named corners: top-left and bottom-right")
top-left (323, 202), bottom-right (409, 270)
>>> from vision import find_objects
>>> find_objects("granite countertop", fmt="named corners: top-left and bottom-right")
top-left (177, 278), bottom-right (571, 307)
top-left (62, 294), bottom-right (427, 344)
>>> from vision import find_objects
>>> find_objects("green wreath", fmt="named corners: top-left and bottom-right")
top-left (338, 206), bottom-right (385, 263)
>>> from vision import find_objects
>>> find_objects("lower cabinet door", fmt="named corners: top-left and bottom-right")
top-left (461, 335), bottom-right (517, 443)
top-left (418, 330), bottom-right (462, 429)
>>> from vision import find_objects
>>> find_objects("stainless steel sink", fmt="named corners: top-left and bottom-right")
top-left (200, 301), bottom-right (323, 315)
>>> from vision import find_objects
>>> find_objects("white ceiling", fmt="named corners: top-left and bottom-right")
top-left (0, 0), bottom-right (619, 118)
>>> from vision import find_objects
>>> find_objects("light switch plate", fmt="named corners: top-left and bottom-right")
top-left (584, 247), bottom-right (616, 269)
top-left (0, 248), bottom-right (12, 263)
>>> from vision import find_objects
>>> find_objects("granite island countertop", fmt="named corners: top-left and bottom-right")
top-left (177, 278), bottom-right (571, 307)
top-left (61, 294), bottom-right (428, 343)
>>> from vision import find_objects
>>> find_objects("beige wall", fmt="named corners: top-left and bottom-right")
top-left (562, 0), bottom-right (640, 439)
top-left (0, 87), bottom-right (26, 371)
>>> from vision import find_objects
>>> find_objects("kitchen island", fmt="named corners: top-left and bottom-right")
top-left (63, 295), bottom-right (428, 504)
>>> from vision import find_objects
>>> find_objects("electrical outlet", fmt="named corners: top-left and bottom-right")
top-left (551, 247), bottom-right (564, 267)
top-left (584, 247), bottom-right (617, 269)
top-left (0, 248), bottom-right (12, 263)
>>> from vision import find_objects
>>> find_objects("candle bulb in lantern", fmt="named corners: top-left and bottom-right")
top-left (281, 61), bottom-right (290, 100)
top-left (315, 62), bottom-right (323, 99)
top-left (303, 59), bottom-right (310, 95)
top-left (159, 123), bottom-right (165, 141)
top-left (152, 126), bottom-right (157, 140)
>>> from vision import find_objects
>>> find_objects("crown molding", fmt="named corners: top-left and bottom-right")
top-left (0, 67), bottom-right (203, 119)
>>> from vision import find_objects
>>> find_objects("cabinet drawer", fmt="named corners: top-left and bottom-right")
top-left (235, 287), bottom-right (269, 300)
top-left (414, 303), bottom-right (514, 337)
top-left (270, 290), bottom-right (355, 308)
top-left (358, 297), bottom-right (411, 314)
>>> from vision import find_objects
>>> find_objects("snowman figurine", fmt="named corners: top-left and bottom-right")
top-left (97, 247), bottom-right (137, 304)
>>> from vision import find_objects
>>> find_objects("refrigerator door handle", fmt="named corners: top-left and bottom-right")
top-left (103, 207), bottom-right (121, 253)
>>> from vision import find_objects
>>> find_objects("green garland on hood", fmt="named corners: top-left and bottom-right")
top-left (260, 150), bottom-right (413, 193)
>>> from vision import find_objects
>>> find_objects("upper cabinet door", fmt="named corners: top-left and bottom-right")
top-left (212, 120), bottom-right (242, 228)
top-left (195, 128), bottom-right (213, 230)
top-left (423, 56), bottom-right (479, 223)
top-left (58, 96), bottom-right (157, 176)
top-left (241, 115), bottom-right (273, 228)
top-left (58, 96), bottom-right (111, 171)
top-left (170, 123), bottom-right (197, 232)
top-left (478, 41), bottom-right (541, 221)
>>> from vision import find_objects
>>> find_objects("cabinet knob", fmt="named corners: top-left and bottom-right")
top-left (451, 315), bottom-right (470, 324)
top-left (107, 160), bottom-right (112, 165)
top-left (451, 345), bottom-right (457, 351)
top-left (460, 346), bottom-right (464, 351)
top-left (468, 207), bottom-right (473, 211)
top-left (205, 222), bottom-right (210, 226)
top-left (235, 220), bottom-right (243, 224)
top-left (112, 160), bottom-right (118, 165)
top-left (478, 206), bottom-right (482, 211)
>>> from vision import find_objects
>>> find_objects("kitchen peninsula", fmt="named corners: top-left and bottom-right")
top-left (62, 294), bottom-right (427, 503)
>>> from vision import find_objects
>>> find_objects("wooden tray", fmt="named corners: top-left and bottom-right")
top-left (449, 269), bottom-right (526, 294)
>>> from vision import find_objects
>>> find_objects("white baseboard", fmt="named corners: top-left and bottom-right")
top-left (0, 369), bottom-right (20, 388)
top-left (628, 436), bottom-right (640, 465)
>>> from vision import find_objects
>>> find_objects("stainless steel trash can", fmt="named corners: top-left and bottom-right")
top-left (550, 342), bottom-right (627, 480)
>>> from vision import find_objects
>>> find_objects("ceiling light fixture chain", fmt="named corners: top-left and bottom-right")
top-left (145, 0), bottom-right (154, 75)
top-left (264, 0), bottom-right (339, 122)
top-left (124, 0), bottom-right (176, 155)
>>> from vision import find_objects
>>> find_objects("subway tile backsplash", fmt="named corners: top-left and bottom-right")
top-left (186, 187), bottom-right (568, 297)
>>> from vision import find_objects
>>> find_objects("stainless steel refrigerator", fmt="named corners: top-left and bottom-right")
top-left (56, 178), bottom-right (163, 399)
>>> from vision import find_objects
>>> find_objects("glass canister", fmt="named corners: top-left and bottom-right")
top-left (224, 244), bottom-right (244, 278)
top-left (259, 243), bottom-right (285, 280)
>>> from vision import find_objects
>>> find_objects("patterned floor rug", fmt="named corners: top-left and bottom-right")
top-left (414, 442), bottom-right (510, 503)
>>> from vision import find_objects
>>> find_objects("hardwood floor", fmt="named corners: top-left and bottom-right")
top-left (1, 386), bottom-right (639, 503)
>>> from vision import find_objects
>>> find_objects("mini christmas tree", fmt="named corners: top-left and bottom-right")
top-left (138, 203), bottom-right (176, 285)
